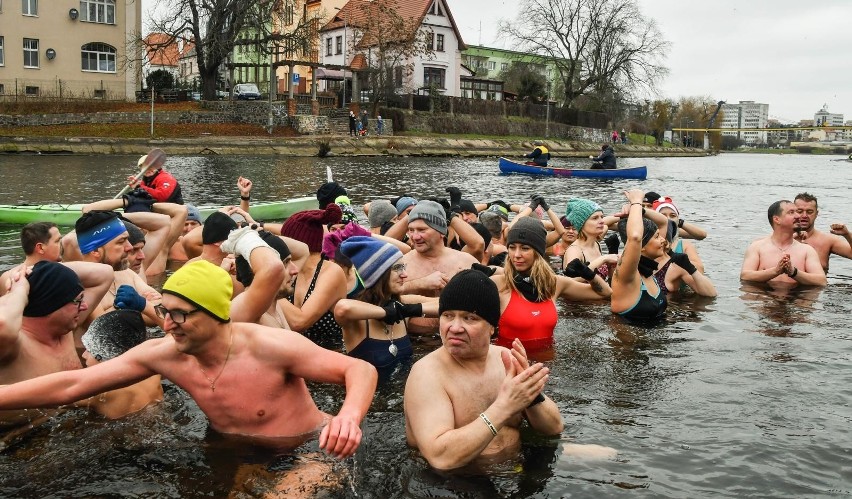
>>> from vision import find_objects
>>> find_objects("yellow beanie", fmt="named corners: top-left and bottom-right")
top-left (162, 260), bottom-right (233, 322)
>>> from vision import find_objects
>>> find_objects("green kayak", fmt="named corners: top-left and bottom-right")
top-left (0, 197), bottom-right (318, 226)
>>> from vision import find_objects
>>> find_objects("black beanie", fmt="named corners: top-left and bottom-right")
top-left (617, 217), bottom-right (659, 248)
top-left (439, 269), bottom-right (500, 328)
top-left (125, 221), bottom-right (145, 246)
top-left (24, 261), bottom-right (84, 317)
top-left (316, 182), bottom-right (347, 209)
top-left (202, 212), bottom-right (237, 244)
top-left (506, 217), bottom-right (547, 257)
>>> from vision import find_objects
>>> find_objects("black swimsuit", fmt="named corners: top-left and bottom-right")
top-left (348, 320), bottom-right (412, 370)
top-left (618, 279), bottom-right (667, 324)
top-left (289, 259), bottom-right (342, 350)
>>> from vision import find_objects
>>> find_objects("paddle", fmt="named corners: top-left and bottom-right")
top-left (326, 166), bottom-right (333, 182)
top-left (114, 148), bottom-right (166, 199)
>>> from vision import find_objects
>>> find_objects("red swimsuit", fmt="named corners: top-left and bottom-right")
top-left (496, 289), bottom-right (558, 351)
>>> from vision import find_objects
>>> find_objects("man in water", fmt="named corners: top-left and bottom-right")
top-left (740, 200), bottom-right (826, 286)
top-left (0, 222), bottom-right (63, 296)
top-left (404, 270), bottom-right (563, 470)
top-left (399, 201), bottom-right (479, 333)
top-left (524, 140), bottom-right (550, 167)
top-left (0, 260), bottom-right (112, 429)
top-left (0, 260), bottom-right (377, 458)
top-left (792, 192), bottom-right (852, 272)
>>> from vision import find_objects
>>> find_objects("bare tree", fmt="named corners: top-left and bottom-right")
top-left (499, 0), bottom-right (669, 110)
top-left (146, 0), bottom-right (315, 100)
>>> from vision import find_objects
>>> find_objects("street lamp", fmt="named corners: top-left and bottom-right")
top-left (334, 7), bottom-right (347, 109)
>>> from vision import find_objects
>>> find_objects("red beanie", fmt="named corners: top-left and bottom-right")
top-left (281, 204), bottom-right (342, 253)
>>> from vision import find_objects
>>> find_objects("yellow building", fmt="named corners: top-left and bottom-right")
top-left (0, 0), bottom-right (142, 100)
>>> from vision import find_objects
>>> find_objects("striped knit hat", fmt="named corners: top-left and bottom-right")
top-left (339, 236), bottom-right (403, 289)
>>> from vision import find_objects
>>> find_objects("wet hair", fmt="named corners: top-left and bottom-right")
top-left (21, 222), bottom-right (58, 255)
top-left (502, 250), bottom-right (556, 300)
top-left (794, 192), bottom-right (818, 210)
top-left (767, 200), bottom-right (791, 227)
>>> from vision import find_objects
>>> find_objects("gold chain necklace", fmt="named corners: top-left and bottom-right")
top-left (196, 329), bottom-right (233, 392)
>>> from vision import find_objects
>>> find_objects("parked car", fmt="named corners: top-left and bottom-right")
top-left (233, 83), bottom-right (261, 101)
top-left (217, 90), bottom-right (229, 100)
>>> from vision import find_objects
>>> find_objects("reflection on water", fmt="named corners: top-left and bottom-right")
top-left (1, 153), bottom-right (851, 496)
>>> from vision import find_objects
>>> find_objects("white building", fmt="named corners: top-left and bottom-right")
top-left (720, 101), bottom-right (769, 145)
top-left (319, 0), bottom-right (466, 99)
top-left (814, 104), bottom-right (843, 127)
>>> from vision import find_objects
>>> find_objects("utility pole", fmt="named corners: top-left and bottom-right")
top-left (545, 82), bottom-right (551, 138)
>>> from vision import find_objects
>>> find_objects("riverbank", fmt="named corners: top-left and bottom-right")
top-left (0, 135), bottom-right (709, 158)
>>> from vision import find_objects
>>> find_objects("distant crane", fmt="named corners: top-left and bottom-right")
top-left (703, 100), bottom-right (725, 149)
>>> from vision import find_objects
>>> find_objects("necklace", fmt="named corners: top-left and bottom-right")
top-left (196, 329), bottom-right (233, 392)
top-left (772, 239), bottom-right (793, 253)
top-left (384, 324), bottom-right (398, 357)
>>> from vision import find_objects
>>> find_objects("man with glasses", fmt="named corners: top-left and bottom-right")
top-left (0, 260), bottom-right (377, 461)
top-left (0, 260), bottom-right (112, 430)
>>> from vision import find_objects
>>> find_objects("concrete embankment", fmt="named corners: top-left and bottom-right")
top-left (0, 135), bottom-right (710, 158)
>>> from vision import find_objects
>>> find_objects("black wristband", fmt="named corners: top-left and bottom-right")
top-left (240, 195), bottom-right (251, 201)
top-left (527, 392), bottom-right (546, 408)
top-left (789, 267), bottom-right (798, 278)
top-left (678, 218), bottom-right (685, 228)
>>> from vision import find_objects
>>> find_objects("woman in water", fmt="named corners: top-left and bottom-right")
top-left (562, 198), bottom-right (618, 281)
top-left (611, 190), bottom-right (668, 324)
top-left (333, 237), bottom-right (436, 376)
top-left (491, 214), bottom-right (612, 356)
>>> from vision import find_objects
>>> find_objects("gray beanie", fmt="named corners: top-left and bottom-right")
top-left (408, 200), bottom-right (448, 235)
top-left (478, 211), bottom-right (504, 238)
top-left (368, 200), bottom-right (397, 229)
top-left (507, 217), bottom-right (547, 257)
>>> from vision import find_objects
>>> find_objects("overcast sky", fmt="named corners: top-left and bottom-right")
top-left (446, 0), bottom-right (851, 123)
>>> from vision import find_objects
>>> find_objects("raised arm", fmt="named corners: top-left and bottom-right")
top-left (229, 242), bottom-right (286, 323)
top-left (237, 176), bottom-right (252, 213)
top-left (0, 267), bottom-right (29, 364)
top-left (61, 261), bottom-right (113, 323)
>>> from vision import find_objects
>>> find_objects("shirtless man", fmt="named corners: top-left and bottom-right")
top-left (398, 201), bottom-right (479, 334)
top-left (0, 260), bottom-right (112, 428)
top-left (793, 192), bottom-right (852, 272)
top-left (67, 211), bottom-right (163, 331)
top-left (404, 270), bottom-right (563, 470)
top-left (0, 222), bottom-right (63, 295)
top-left (0, 260), bottom-right (376, 458)
top-left (740, 200), bottom-right (826, 286)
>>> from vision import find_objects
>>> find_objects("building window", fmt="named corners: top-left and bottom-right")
top-left (81, 42), bottom-right (116, 73)
top-left (427, 32), bottom-right (434, 50)
top-left (0, 37), bottom-right (4, 66)
top-left (81, 0), bottom-right (115, 24)
top-left (501, 63), bottom-right (508, 70)
top-left (25, 85), bottom-right (39, 96)
top-left (283, 1), bottom-right (294, 25)
top-left (0, 84), bottom-right (5, 94)
top-left (335, 35), bottom-right (342, 55)
top-left (22, 0), bottom-right (37, 16)
top-left (428, 0), bottom-right (443, 16)
top-left (487, 61), bottom-right (496, 70)
top-left (23, 38), bottom-right (38, 68)
top-left (423, 67), bottom-right (445, 89)
top-left (325, 37), bottom-right (332, 56)
top-left (93, 89), bottom-right (105, 98)
top-left (436, 34), bottom-right (444, 52)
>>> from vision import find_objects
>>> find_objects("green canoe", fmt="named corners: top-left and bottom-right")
top-left (0, 196), bottom-right (318, 226)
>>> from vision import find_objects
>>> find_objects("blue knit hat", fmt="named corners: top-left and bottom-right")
top-left (565, 198), bottom-right (602, 230)
top-left (340, 236), bottom-right (403, 288)
top-left (395, 196), bottom-right (418, 215)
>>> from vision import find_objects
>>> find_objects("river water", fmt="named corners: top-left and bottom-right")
top-left (0, 153), bottom-right (850, 497)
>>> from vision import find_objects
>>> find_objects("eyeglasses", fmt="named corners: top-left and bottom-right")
top-left (154, 304), bottom-right (203, 324)
top-left (71, 294), bottom-right (85, 311)
top-left (390, 263), bottom-right (407, 273)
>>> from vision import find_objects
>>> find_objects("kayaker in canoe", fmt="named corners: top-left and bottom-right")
top-left (524, 140), bottom-right (551, 167)
top-left (590, 144), bottom-right (617, 169)
top-left (126, 154), bottom-right (184, 204)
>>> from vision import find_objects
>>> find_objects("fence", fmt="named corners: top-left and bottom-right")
top-left (384, 93), bottom-right (610, 129)
top-left (0, 78), bottom-right (129, 101)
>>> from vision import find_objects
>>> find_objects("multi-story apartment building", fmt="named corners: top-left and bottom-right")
top-left (720, 101), bottom-right (769, 145)
top-left (460, 45), bottom-right (563, 101)
top-left (0, 0), bottom-right (142, 100)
